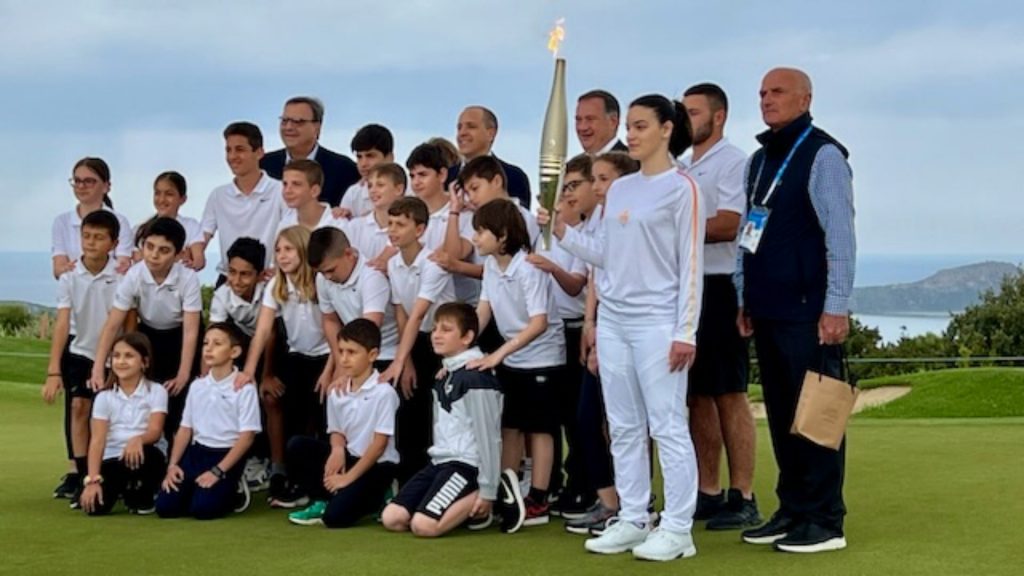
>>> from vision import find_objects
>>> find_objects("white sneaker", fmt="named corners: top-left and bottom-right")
top-left (584, 519), bottom-right (650, 554)
top-left (243, 457), bottom-right (269, 492)
top-left (632, 527), bottom-right (697, 562)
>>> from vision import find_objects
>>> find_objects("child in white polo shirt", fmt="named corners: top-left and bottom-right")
top-left (237, 225), bottom-right (332, 506)
top-left (277, 159), bottom-right (350, 234)
top-left (51, 156), bottom-right (134, 279)
top-left (42, 210), bottom-right (125, 504)
top-left (285, 320), bottom-right (400, 527)
top-left (208, 237), bottom-right (266, 361)
top-left (348, 163), bottom-right (406, 271)
top-left (79, 332), bottom-right (168, 516)
top-left (338, 124), bottom-right (395, 220)
top-left (91, 217), bottom-right (202, 443)
top-left (379, 197), bottom-right (456, 484)
top-left (200, 122), bottom-right (285, 281)
top-left (157, 323), bottom-right (260, 520)
top-left (382, 303), bottom-right (514, 537)
top-left (471, 199), bottom-right (566, 529)
top-left (132, 171), bottom-right (205, 270)
top-left (307, 227), bottom-right (399, 377)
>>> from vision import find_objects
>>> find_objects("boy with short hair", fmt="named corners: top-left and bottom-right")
top-left (339, 124), bottom-right (395, 220)
top-left (42, 210), bottom-right (125, 504)
top-left (285, 319), bottom-right (400, 527)
top-left (156, 322), bottom-right (261, 520)
top-left (379, 197), bottom-right (456, 483)
top-left (209, 237), bottom-right (266, 358)
top-left (277, 159), bottom-right (350, 233)
top-left (437, 156), bottom-right (540, 305)
top-left (200, 122), bottom-right (286, 279)
top-left (382, 303), bottom-right (516, 537)
top-left (307, 227), bottom-right (401, 378)
top-left (348, 163), bottom-right (407, 270)
top-left (91, 217), bottom-right (203, 441)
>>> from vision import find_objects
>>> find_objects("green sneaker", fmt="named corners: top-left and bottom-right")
top-left (288, 501), bottom-right (327, 526)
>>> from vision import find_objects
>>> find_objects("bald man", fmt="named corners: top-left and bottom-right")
top-left (448, 106), bottom-right (532, 208)
top-left (736, 67), bottom-right (856, 553)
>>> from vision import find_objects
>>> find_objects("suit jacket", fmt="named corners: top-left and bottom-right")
top-left (446, 155), bottom-right (533, 209)
top-left (610, 139), bottom-right (628, 152)
top-left (260, 145), bottom-right (360, 207)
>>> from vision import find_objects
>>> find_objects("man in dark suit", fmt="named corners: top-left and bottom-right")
top-left (575, 89), bottom-right (627, 155)
top-left (260, 96), bottom-right (360, 207)
top-left (450, 105), bottom-right (531, 208)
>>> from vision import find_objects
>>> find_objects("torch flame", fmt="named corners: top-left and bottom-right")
top-left (547, 18), bottom-right (566, 58)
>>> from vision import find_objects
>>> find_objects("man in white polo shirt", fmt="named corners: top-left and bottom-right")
top-left (201, 122), bottom-right (286, 284)
top-left (679, 83), bottom-right (760, 531)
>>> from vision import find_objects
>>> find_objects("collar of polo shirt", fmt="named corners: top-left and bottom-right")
top-left (343, 370), bottom-right (381, 396)
top-left (114, 380), bottom-right (153, 401)
top-left (209, 367), bottom-right (239, 388)
top-left (683, 137), bottom-right (732, 170)
top-left (229, 280), bottom-right (265, 307)
top-left (498, 250), bottom-right (527, 279)
top-left (338, 256), bottom-right (365, 290)
top-left (231, 171), bottom-right (274, 197)
top-left (141, 261), bottom-right (182, 288)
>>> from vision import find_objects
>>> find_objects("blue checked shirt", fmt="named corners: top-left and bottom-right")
top-left (734, 143), bottom-right (856, 316)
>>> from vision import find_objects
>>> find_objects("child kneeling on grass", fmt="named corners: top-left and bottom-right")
top-left (381, 303), bottom-right (521, 537)
top-left (286, 319), bottom-right (400, 528)
top-left (156, 323), bottom-right (260, 520)
top-left (79, 332), bottom-right (168, 515)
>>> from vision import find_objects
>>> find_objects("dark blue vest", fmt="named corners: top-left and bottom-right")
top-left (742, 113), bottom-right (848, 322)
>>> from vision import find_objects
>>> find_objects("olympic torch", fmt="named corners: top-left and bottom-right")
top-left (539, 19), bottom-right (567, 250)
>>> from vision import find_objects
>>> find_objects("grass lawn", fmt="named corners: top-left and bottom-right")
top-left (2, 340), bottom-right (1022, 575)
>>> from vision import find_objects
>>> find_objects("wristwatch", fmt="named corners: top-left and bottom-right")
top-left (83, 475), bottom-right (104, 486)
top-left (210, 465), bottom-right (225, 479)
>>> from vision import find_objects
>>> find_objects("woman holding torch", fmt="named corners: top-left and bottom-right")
top-left (553, 94), bottom-right (703, 562)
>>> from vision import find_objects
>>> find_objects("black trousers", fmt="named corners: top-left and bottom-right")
top-left (138, 322), bottom-right (203, 443)
top-left (752, 318), bottom-right (847, 531)
top-left (278, 352), bottom-right (329, 441)
top-left (577, 368), bottom-right (614, 493)
top-left (286, 436), bottom-right (396, 528)
top-left (85, 446), bottom-right (167, 515)
top-left (551, 322), bottom-right (588, 498)
top-left (396, 332), bottom-right (437, 485)
top-left (156, 443), bottom-right (243, 520)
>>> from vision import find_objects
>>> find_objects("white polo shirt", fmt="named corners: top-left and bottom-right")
top-left (209, 281), bottom-right (265, 338)
top-left (347, 212), bottom-right (392, 262)
top-left (326, 371), bottom-right (400, 464)
top-left (339, 181), bottom-right (373, 220)
top-left (262, 275), bottom-right (330, 356)
top-left (56, 259), bottom-right (120, 360)
top-left (200, 171), bottom-right (285, 273)
top-left (113, 261), bottom-right (202, 330)
top-left (425, 205), bottom-right (480, 305)
top-left (480, 250), bottom-right (566, 369)
top-left (533, 233), bottom-right (587, 320)
top-left (91, 380), bottom-right (169, 460)
top-left (679, 138), bottom-right (746, 275)
top-left (316, 257), bottom-right (398, 360)
top-left (51, 206), bottom-right (134, 261)
top-left (180, 368), bottom-right (262, 449)
top-left (276, 202), bottom-right (351, 236)
top-left (387, 247), bottom-right (456, 333)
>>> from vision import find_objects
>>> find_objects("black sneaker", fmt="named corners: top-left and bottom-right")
top-left (54, 473), bottom-right (80, 499)
top-left (693, 490), bottom-right (725, 520)
top-left (742, 510), bottom-right (797, 545)
top-left (68, 487), bottom-right (83, 510)
top-left (268, 473), bottom-right (288, 502)
top-left (466, 512), bottom-right (493, 531)
top-left (565, 502), bottom-right (618, 535)
top-left (269, 483), bottom-right (309, 509)
top-left (707, 489), bottom-right (763, 531)
top-left (774, 522), bottom-right (847, 553)
top-left (550, 491), bottom-right (595, 520)
top-left (498, 468), bottom-right (525, 534)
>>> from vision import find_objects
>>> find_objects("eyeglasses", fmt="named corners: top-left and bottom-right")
top-left (279, 116), bottom-right (318, 127)
top-left (562, 179), bottom-right (590, 194)
top-left (69, 177), bottom-right (100, 187)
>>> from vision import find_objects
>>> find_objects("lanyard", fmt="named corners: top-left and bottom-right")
top-left (752, 125), bottom-right (813, 207)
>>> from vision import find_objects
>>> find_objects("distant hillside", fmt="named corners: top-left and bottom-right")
top-left (0, 301), bottom-right (56, 316)
top-left (851, 261), bottom-right (1020, 315)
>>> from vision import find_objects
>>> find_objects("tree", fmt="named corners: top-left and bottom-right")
top-left (947, 269), bottom-right (1024, 358)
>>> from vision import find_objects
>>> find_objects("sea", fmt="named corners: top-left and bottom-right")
top-left (3, 252), bottom-right (1021, 344)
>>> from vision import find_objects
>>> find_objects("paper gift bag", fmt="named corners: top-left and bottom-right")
top-left (791, 367), bottom-right (858, 450)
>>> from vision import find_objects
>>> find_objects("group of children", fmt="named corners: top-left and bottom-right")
top-left (43, 119), bottom-right (645, 541)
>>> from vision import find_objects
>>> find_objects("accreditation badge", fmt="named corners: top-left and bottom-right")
top-left (738, 206), bottom-right (771, 254)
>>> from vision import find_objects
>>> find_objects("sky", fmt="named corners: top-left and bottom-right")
top-left (1, 0), bottom-right (1022, 261)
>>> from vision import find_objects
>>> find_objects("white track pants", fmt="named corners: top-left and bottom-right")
top-left (596, 309), bottom-right (697, 533)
